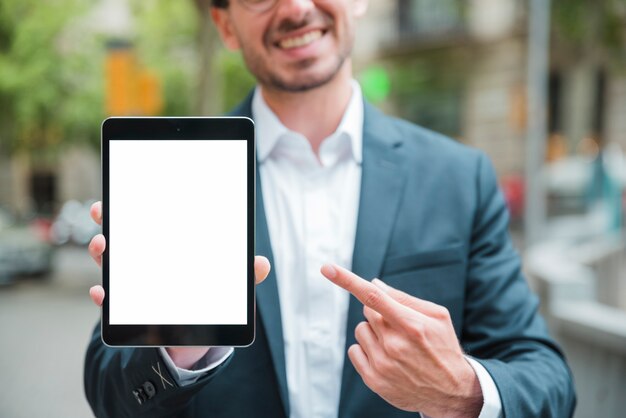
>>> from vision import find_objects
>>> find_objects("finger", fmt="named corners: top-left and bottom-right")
top-left (89, 285), bottom-right (105, 307)
top-left (348, 344), bottom-right (373, 386)
top-left (354, 321), bottom-right (386, 372)
top-left (321, 264), bottom-right (408, 323)
top-left (363, 305), bottom-right (385, 341)
top-left (254, 256), bottom-right (271, 285)
top-left (373, 278), bottom-right (446, 318)
top-left (354, 321), bottom-right (380, 359)
top-left (88, 234), bottom-right (106, 267)
top-left (90, 201), bottom-right (102, 225)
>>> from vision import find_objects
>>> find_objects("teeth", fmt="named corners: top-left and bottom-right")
top-left (279, 30), bottom-right (322, 49)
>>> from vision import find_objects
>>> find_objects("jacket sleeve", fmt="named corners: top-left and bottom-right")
top-left (84, 322), bottom-right (232, 418)
top-left (461, 153), bottom-right (576, 418)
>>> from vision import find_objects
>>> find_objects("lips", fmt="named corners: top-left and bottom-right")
top-left (277, 29), bottom-right (324, 50)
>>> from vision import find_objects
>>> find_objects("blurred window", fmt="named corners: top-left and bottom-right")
top-left (400, 88), bottom-right (462, 138)
top-left (548, 72), bottom-right (563, 135)
top-left (398, 0), bottom-right (465, 38)
top-left (387, 57), bottom-right (464, 138)
top-left (593, 68), bottom-right (606, 142)
top-left (30, 172), bottom-right (56, 216)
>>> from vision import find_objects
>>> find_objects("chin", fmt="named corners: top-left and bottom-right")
top-left (267, 60), bottom-right (344, 92)
top-left (270, 75), bottom-right (333, 92)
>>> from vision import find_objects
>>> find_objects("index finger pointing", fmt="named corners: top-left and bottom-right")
top-left (321, 264), bottom-right (407, 323)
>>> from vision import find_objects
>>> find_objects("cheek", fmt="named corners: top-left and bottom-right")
top-left (229, 16), bottom-right (268, 52)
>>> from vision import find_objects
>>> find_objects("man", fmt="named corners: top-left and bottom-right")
top-left (84, 0), bottom-right (576, 417)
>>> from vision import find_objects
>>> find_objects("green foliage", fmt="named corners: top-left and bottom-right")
top-left (552, 0), bottom-right (626, 61)
top-left (218, 50), bottom-right (256, 112)
top-left (130, 1), bottom-right (257, 115)
top-left (129, 0), bottom-right (198, 116)
top-left (129, 0), bottom-right (258, 115)
top-left (57, 30), bottom-right (106, 149)
top-left (0, 0), bottom-right (205, 156)
top-left (0, 0), bottom-right (102, 155)
top-left (552, 0), bottom-right (588, 41)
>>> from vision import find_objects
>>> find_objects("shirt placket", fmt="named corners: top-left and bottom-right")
top-left (302, 167), bottom-right (340, 418)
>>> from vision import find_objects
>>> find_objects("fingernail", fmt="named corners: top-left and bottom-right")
top-left (322, 264), bottom-right (337, 279)
top-left (372, 278), bottom-right (389, 291)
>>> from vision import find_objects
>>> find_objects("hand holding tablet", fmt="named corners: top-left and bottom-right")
top-left (88, 203), bottom-right (270, 367)
top-left (95, 117), bottom-right (260, 347)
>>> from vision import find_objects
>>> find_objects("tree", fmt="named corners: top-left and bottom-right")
top-left (552, 0), bottom-right (626, 66)
top-left (128, 0), bottom-right (198, 116)
top-left (191, 0), bottom-right (255, 114)
top-left (0, 0), bottom-right (103, 157)
top-left (551, 0), bottom-right (626, 148)
top-left (193, 0), bottom-right (222, 114)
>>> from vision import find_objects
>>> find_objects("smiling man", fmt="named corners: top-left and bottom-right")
top-left (84, 1), bottom-right (576, 417)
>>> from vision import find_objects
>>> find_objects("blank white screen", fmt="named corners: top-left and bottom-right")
top-left (109, 139), bottom-right (247, 325)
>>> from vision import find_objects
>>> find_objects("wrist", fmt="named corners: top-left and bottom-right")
top-left (165, 347), bottom-right (211, 370)
top-left (445, 360), bottom-right (483, 418)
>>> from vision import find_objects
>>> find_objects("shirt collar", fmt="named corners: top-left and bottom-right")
top-left (253, 80), bottom-right (364, 164)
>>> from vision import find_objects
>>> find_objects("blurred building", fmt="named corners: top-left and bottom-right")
top-left (0, 0), bottom-right (134, 219)
top-left (355, 0), bottom-right (626, 178)
top-left (2, 0), bottom-right (624, 219)
top-left (0, 148), bottom-right (100, 218)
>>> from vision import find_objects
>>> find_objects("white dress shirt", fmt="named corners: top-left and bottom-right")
top-left (161, 81), bottom-right (502, 418)
top-left (255, 82), bottom-right (362, 418)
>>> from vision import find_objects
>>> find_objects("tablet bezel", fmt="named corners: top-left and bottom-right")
top-left (101, 117), bottom-right (255, 347)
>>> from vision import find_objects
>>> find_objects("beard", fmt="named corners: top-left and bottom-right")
top-left (242, 46), bottom-right (349, 92)
top-left (236, 8), bottom-right (354, 92)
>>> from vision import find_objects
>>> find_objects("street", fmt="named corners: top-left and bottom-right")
top-left (0, 246), bottom-right (100, 418)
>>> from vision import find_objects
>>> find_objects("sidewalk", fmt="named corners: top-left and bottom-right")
top-left (0, 246), bottom-right (100, 418)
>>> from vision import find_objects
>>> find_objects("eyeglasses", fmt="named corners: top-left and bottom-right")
top-left (238, 0), bottom-right (279, 13)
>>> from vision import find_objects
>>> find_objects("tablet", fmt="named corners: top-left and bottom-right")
top-left (101, 117), bottom-right (255, 346)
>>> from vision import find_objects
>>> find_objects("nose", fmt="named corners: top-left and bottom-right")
top-left (273, 0), bottom-right (315, 23)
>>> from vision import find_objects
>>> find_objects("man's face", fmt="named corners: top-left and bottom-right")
top-left (213, 0), bottom-right (368, 92)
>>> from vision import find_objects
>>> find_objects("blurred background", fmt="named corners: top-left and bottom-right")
top-left (0, 0), bottom-right (625, 416)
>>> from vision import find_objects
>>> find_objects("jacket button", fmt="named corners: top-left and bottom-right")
top-left (142, 381), bottom-right (156, 399)
top-left (132, 388), bottom-right (145, 405)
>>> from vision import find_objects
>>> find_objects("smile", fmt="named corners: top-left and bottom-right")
top-left (278, 30), bottom-right (324, 50)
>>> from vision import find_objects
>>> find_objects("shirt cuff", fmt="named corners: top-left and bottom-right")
top-left (419, 356), bottom-right (502, 418)
top-left (465, 356), bottom-right (503, 418)
top-left (159, 347), bottom-right (234, 386)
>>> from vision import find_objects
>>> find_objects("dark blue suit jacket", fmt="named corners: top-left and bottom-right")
top-left (85, 97), bottom-right (576, 417)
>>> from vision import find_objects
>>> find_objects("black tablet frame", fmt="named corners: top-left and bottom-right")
top-left (101, 117), bottom-right (255, 347)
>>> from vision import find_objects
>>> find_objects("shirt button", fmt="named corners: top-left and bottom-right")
top-left (310, 326), bottom-right (330, 340)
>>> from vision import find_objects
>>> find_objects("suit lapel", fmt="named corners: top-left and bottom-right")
top-left (232, 95), bottom-right (290, 417)
top-left (338, 103), bottom-right (409, 414)
top-left (235, 96), bottom-right (408, 416)
top-left (255, 167), bottom-right (290, 417)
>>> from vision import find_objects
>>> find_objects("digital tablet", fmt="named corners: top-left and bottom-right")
top-left (101, 117), bottom-right (255, 346)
